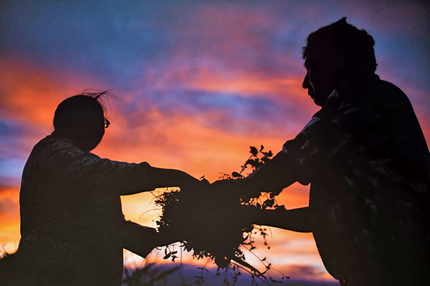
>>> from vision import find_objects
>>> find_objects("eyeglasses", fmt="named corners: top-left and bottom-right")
top-left (104, 118), bottom-right (110, 129)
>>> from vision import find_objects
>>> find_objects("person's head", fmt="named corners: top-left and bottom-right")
top-left (302, 17), bottom-right (377, 106)
top-left (53, 91), bottom-right (110, 152)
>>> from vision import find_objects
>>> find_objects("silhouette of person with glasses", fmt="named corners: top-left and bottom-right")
top-left (14, 91), bottom-right (205, 286)
top-left (219, 18), bottom-right (430, 286)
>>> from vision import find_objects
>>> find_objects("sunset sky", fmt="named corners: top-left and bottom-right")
top-left (1, 0), bottom-right (429, 283)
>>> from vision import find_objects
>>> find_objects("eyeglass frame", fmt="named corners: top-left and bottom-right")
top-left (104, 118), bottom-right (110, 128)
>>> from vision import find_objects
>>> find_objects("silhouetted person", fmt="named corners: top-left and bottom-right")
top-left (14, 92), bottom-right (205, 286)
top-left (220, 18), bottom-right (430, 286)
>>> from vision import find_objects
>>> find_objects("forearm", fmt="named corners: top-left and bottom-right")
top-left (139, 166), bottom-right (201, 191)
top-left (253, 206), bottom-right (312, 233)
top-left (122, 221), bottom-right (157, 257)
top-left (118, 163), bottom-right (202, 195)
top-left (242, 150), bottom-right (303, 195)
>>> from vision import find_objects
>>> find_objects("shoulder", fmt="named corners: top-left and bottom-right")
top-left (367, 78), bottom-right (420, 130)
top-left (370, 78), bottom-right (412, 108)
top-left (329, 75), bottom-right (410, 108)
top-left (27, 134), bottom-right (100, 169)
top-left (32, 135), bottom-right (82, 159)
top-left (374, 78), bottom-right (406, 96)
top-left (320, 76), bottom-right (414, 127)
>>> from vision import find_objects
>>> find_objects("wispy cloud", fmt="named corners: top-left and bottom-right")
top-left (0, 0), bottom-right (428, 282)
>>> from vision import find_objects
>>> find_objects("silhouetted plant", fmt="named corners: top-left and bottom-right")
top-left (154, 146), bottom-right (287, 285)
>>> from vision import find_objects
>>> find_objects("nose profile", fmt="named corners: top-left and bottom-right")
top-left (302, 72), bottom-right (310, 89)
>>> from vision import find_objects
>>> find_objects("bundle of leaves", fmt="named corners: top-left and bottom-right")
top-left (155, 146), bottom-right (284, 274)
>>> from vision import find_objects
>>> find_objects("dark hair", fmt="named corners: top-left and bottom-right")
top-left (303, 17), bottom-right (377, 78)
top-left (53, 90), bottom-right (109, 133)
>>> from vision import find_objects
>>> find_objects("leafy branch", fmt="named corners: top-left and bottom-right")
top-left (154, 145), bottom-right (287, 285)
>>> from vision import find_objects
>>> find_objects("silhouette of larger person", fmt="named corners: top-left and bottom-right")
top-left (14, 92), bottom-right (206, 286)
top-left (220, 18), bottom-right (430, 286)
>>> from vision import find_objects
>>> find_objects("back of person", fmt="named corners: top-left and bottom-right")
top-left (18, 134), bottom-right (124, 285)
top-left (14, 92), bottom-right (205, 285)
top-left (309, 75), bottom-right (430, 285)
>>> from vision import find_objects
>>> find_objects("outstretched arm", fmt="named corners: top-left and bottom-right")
top-left (119, 165), bottom-right (205, 195)
top-left (243, 151), bottom-right (312, 232)
top-left (138, 166), bottom-right (204, 192)
top-left (242, 150), bottom-right (309, 195)
top-left (56, 141), bottom-right (206, 196)
top-left (214, 149), bottom-right (312, 232)
top-left (243, 206), bottom-right (312, 233)
top-left (214, 150), bottom-right (309, 199)
top-left (122, 221), bottom-right (181, 258)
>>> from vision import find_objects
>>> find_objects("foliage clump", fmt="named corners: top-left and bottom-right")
top-left (155, 146), bottom-right (287, 284)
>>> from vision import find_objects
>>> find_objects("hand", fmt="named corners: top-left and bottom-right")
top-left (239, 204), bottom-right (264, 225)
top-left (212, 178), bottom-right (262, 201)
top-left (180, 176), bottom-right (210, 193)
top-left (123, 221), bottom-right (183, 257)
top-left (123, 223), bottom-right (158, 257)
top-left (212, 178), bottom-right (245, 194)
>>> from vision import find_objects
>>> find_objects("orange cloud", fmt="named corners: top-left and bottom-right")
top-left (0, 51), bottom-right (328, 281)
top-left (0, 186), bottom-right (20, 251)
top-left (96, 103), bottom-right (288, 182)
top-left (277, 182), bottom-right (310, 210)
top-left (0, 56), bottom-right (66, 126)
top-left (0, 53), bottom-right (109, 129)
